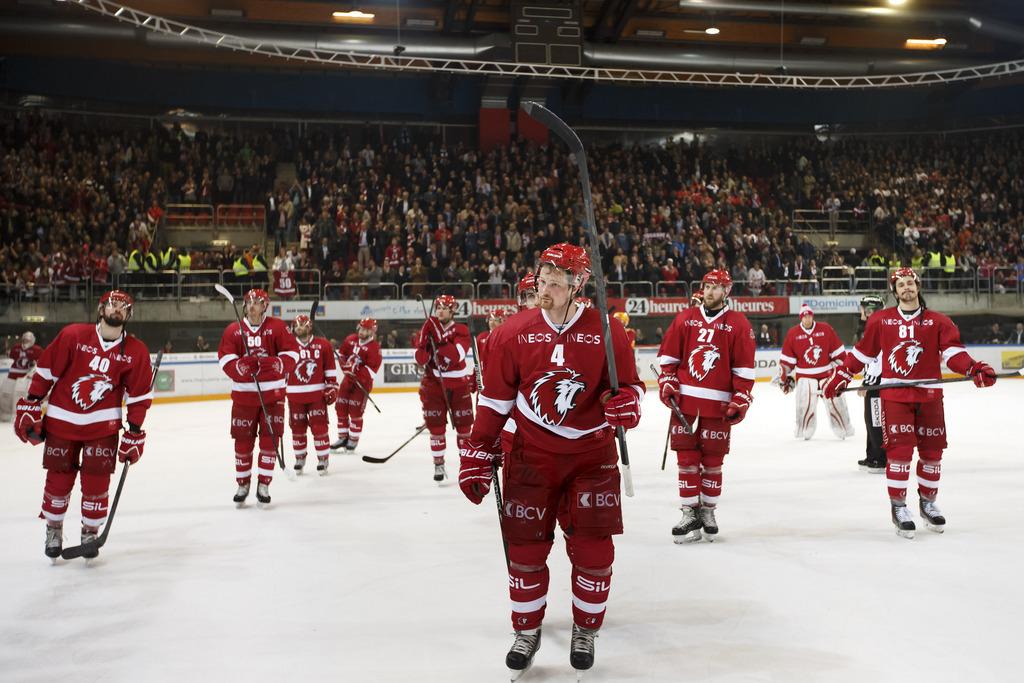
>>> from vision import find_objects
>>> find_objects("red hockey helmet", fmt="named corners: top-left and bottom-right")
top-left (434, 294), bottom-right (457, 311)
top-left (889, 267), bottom-right (921, 291)
top-left (574, 296), bottom-right (593, 308)
top-left (701, 269), bottom-right (733, 295)
top-left (539, 243), bottom-right (591, 292)
top-left (293, 314), bottom-right (312, 332)
top-left (487, 309), bottom-right (506, 324)
top-left (358, 317), bottom-right (378, 331)
top-left (516, 272), bottom-right (537, 296)
top-left (98, 289), bottom-right (134, 320)
top-left (244, 288), bottom-right (270, 306)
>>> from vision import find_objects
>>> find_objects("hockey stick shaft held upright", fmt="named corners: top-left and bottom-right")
top-left (521, 101), bottom-right (634, 497)
top-left (470, 327), bottom-right (509, 568)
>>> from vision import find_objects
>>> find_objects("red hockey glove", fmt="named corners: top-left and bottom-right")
top-left (236, 355), bottom-right (260, 376)
top-left (259, 356), bottom-right (284, 375)
top-left (721, 390), bottom-right (752, 426)
top-left (469, 372), bottom-right (479, 394)
top-left (602, 390), bottom-right (641, 430)
top-left (323, 384), bottom-right (339, 405)
top-left (426, 317), bottom-right (456, 345)
top-left (657, 373), bottom-right (681, 408)
top-left (459, 438), bottom-right (500, 505)
top-left (14, 398), bottom-right (44, 445)
top-left (340, 357), bottom-right (357, 374)
top-left (966, 361), bottom-right (997, 388)
top-left (822, 366), bottom-right (855, 400)
top-left (779, 365), bottom-right (795, 395)
top-left (118, 427), bottom-right (146, 464)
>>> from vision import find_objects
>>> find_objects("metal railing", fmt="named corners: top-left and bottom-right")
top-left (324, 282), bottom-right (400, 301)
top-left (655, 281), bottom-right (690, 298)
top-left (165, 203), bottom-right (215, 227)
top-left (400, 281), bottom-right (474, 300)
top-left (792, 208), bottom-right (869, 238)
top-left (216, 204), bottom-right (266, 228)
top-left (477, 282), bottom-right (512, 300)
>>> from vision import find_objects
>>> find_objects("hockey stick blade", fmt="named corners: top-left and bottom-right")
top-left (520, 101), bottom-right (583, 154)
top-left (362, 425), bottom-right (428, 463)
top-left (213, 283), bottom-right (234, 303)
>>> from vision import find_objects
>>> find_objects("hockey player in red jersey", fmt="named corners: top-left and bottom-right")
top-left (458, 243), bottom-right (644, 679)
top-left (333, 318), bottom-right (383, 452)
top-left (218, 288), bottom-right (300, 507)
top-left (13, 291), bottom-right (153, 560)
top-left (415, 295), bottom-right (474, 482)
top-left (823, 267), bottom-right (996, 538)
top-left (517, 272), bottom-right (538, 310)
top-left (779, 304), bottom-right (854, 440)
top-left (1, 331), bottom-right (43, 421)
top-left (287, 315), bottom-right (339, 475)
top-left (475, 310), bottom-right (506, 372)
top-left (657, 269), bottom-right (756, 543)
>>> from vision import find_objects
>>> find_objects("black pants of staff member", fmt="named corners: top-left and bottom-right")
top-left (863, 390), bottom-right (886, 466)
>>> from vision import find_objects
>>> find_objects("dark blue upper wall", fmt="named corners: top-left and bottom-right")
top-left (3, 55), bottom-right (1024, 129)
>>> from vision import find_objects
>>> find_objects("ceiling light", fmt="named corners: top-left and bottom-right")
top-left (636, 28), bottom-right (665, 38)
top-left (860, 7), bottom-right (896, 15)
top-left (800, 36), bottom-right (827, 47)
top-left (332, 10), bottom-right (375, 22)
top-left (887, 0), bottom-right (908, 6)
top-left (705, 27), bottom-right (720, 35)
top-left (904, 38), bottom-right (946, 50)
top-left (406, 18), bottom-right (437, 29)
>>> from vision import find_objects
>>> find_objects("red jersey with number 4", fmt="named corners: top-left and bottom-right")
top-left (218, 316), bottom-right (300, 406)
top-left (779, 322), bottom-right (845, 379)
top-left (472, 306), bottom-right (644, 454)
top-left (27, 324), bottom-right (153, 441)
top-left (9, 343), bottom-right (43, 379)
top-left (843, 306), bottom-right (970, 403)
top-left (287, 337), bottom-right (338, 403)
top-left (657, 305), bottom-right (756, 418)
top-left (337, 333), bottom-right (383, 390)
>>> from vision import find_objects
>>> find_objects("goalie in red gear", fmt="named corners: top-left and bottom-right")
top-left (822, 267), bottom-right (996, 538)
top-left (217, 288), bottom-right (300, 507)
top-left (286, 315), bottom-right (339, 475)
top-left (657, 268), bottom-right (756, 544)
top-left (13, 290), bottom-right (154, 561)
top-left (333, 318), bottom-right (383, 452)
top-left (416, 294), bottom-right (474, 482)
top-left (459, 243), bottom-right (644, 677)
top-left (1, 330), bottom-right (43, 421)
top-left (778, 304), bottom-right (854, 440)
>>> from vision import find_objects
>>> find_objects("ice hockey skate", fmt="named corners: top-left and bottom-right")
top-left (570, 624), bottom-right (598, 678)
top-left (256, 482), bottom-right (271, 508)
top-left (45, 525), bottom-right (62, 563)
top-left (233, 483), bottom-right (250, 507)
top-left (293, 457), bottom-right (306, 475)
top-left (81, 528), bottom-right (99, 560)
top-left (433, 458), bottom-right (447, 483)
top-left (672, 506), bottom-right (702, 543)
top-left (858, 457), bottom-right (885, 474)
top-left (506, 628), bottom-right (541, 681)
top-left (330, 437), bottom-right (347, 451)
top-left (344, 438), bottom-right (358, 452)
top-left (317, 457), bottom-right (329, 476)
top-left (919, 499), bottom-right (946, 533)
top-left (891, 504), bottom-right (916, 539)
top-left (698, 506), bottom-right (719, 541)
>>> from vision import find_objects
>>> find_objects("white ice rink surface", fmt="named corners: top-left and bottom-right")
top-left (1, 381), bottom-right (1022, 683)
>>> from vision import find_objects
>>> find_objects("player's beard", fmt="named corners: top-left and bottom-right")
top-left (703, 291), bottom-right (725, 310)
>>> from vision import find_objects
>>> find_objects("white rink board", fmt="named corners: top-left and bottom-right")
top-left (1, 381), bottom-right (1023, 682)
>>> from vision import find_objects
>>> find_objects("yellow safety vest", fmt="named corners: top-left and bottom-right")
top-left (127, 249), bottom-right (142, 272)
top-left (178, 254), bottom-right (191, 272)
top-left (143, 253), bottom-right (159, 273)
top-left (911, 254), bottom-right (924, 270)
top-left (943, 253), bottom-right (956, 274)
top-left (252, 255), bottom-right (268, 273)
top-left (232, 258), bottom-right (249, 277)
top-left (927, 251), bottom-right (941, 268)
top-left (162, 249), bottom-right (178, 270)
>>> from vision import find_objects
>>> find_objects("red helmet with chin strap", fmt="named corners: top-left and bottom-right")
top-left (244, 288), bottom-right (270, 306)
top-left (539, 243), bottom-right (591, 293)
top-left (98, 289), bottom-right (134, 320)
top-left (293, 314), bottom-right (312, 330)
top-left (433, 294), bottom-right (457, 312)
top-left (358, 317), bottom-right (378, 331)
top-left (701, 269), bottom-right (733, 295)
top-left (516, 272), bottom-right (537, 296)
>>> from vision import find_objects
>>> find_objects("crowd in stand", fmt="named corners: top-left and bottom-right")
top-left (2, 109), bottom-right (1024, 305)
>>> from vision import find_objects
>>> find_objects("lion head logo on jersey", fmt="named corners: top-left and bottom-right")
top-left (687, 344), bottom-right (721, 381)
top-left (294, 359), bottom-right (318, 384)
top-left (888, 340), bottom-right (924, 377)
top-left (802, 345), bottom-right (823, 366)
top-left (529, 368), bottom-right (587, 427)
top-left (71, 374), bottom-right (115, 410)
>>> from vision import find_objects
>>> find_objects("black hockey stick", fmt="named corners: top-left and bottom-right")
top-left (61, 348), bottom-right (164, 560)
top-left (362, 424), bottom-right (428, 464)
top-left (842, 368), bottom-right (1023, 394)
top-left (649, 363), bottom-right (696, 435)
top-left (214, 284), bottom-right (293, 479)
top-left (470, 325), bottom-right (509, 568)
top-left (522, 101), bottom-right (635, 496)
top-left (340, 369), bottom-right (383, 413)
top-left (660, 424), bottom-right (671, 472)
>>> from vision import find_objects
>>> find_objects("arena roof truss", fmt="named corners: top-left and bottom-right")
top-left (71, 0), bottom-right (1024, 89)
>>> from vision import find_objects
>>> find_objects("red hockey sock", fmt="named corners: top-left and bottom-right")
top-left (312, 428), bottom-right (330, 459)
top-left (292, 434), bottom-right (308, 460)
top-left (430, 432), bottom-right (446, 462)
top-left (700, 467), bottom-right (723, 507)
top-left (886, 446), bottom-right (914, 503)
top-left (509, 565), bottom-right (549, 631)
top-left (257, 449), bottom-right (276, 485)
top-left (349, 416), bottom-right (363, 444)
top-left (676, 450), bottom-right (700, 507)
top-left (40, 471), bottom-right (76, 526)
top-left (917, 450), bottom-right (943, 501)
top-left (234, 438), bottom-right (255, 485)
top-left (572, 567), bottom-right (611, 630)
top-left (80, 473), bottom-right (111, 531)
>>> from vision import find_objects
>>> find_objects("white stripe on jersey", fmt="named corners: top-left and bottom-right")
top-left (46, 404), bottom-right (123, 425)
